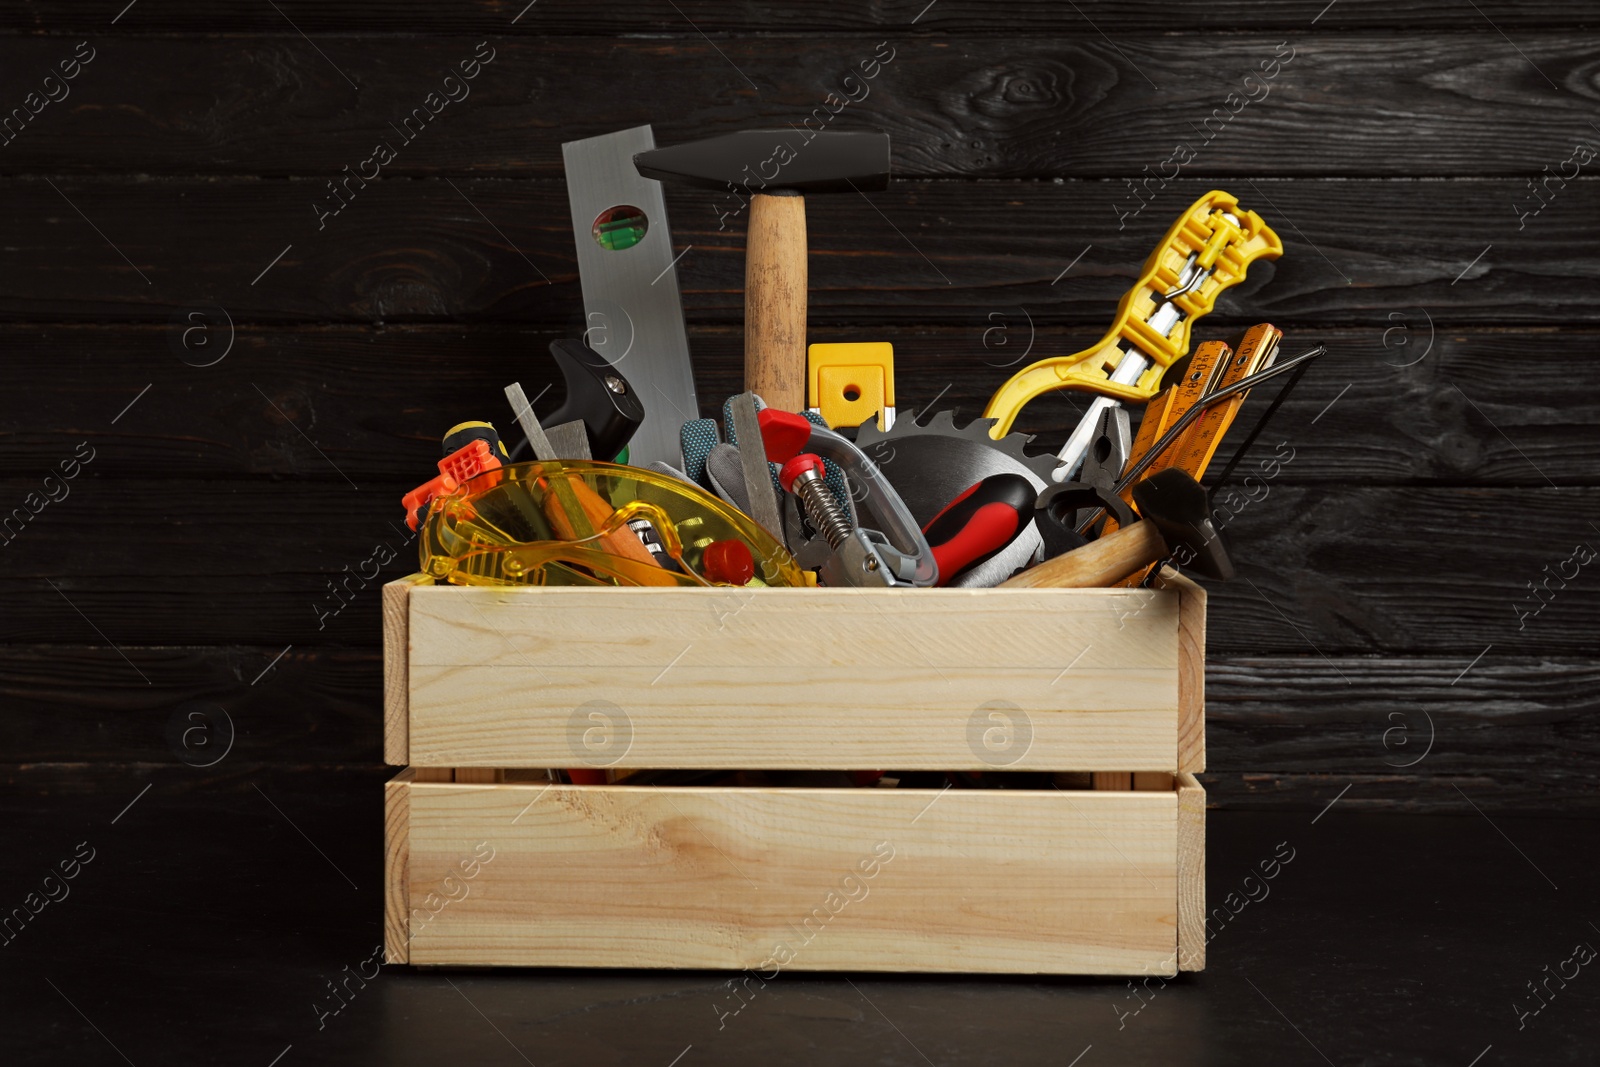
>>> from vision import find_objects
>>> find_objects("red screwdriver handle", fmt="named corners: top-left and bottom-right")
top-left (922, 474), bottom-right (1036, 586)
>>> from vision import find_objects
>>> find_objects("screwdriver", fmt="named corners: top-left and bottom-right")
top-left (921, 473), bottom-right (1036, 587)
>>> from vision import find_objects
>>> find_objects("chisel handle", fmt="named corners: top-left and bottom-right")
top-left (745, 192), bottom-right (808, 410)
top-left (998, 521), bottom-right (1167, 589)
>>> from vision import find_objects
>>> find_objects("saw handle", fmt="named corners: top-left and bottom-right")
top-left (745, 192), bottom-right (808, 411)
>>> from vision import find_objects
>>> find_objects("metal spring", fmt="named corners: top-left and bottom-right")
top-left (797, 478), bottom-right (853, 549)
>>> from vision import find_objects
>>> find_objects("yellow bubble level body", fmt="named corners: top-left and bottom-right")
top-left (982, 190), bottom-right (1283, 440)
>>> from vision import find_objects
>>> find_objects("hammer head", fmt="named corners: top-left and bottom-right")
top-left (634, 128), bottom-right (890, 195)
top-left (1130, 469), bottom-right (1235, 580)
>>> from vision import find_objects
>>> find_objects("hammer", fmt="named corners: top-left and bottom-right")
top-left (635, 128), bottom-right (891, 411)
top-left (999, 469), bottom-right (1234, 589)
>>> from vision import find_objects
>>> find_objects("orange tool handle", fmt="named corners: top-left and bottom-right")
top-left (539, 472), bottom-right (678, 586)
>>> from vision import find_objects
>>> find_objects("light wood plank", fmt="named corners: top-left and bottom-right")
top-left (382, 573), bottom-right (433, 766)
top-left (409, 586), bottom-right (1174, 669)
top-left (408, 586), bottom-right (1180, 770)
top-left (404, 780), bottom-right (1180, 974)
top-left (1155, 567), bottom-right (1208, 773)
top-left (1176, 772), bottom-right (1206, 973)
top-left (383, 768), bottom-right (415, 964)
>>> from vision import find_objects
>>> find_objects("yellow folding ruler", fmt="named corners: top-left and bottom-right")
top-left (1108, 323), bottom-right (1283, 584)
top-left (1157, 322), bottom-right (1283, 482)
top-left (982, 190), bottom-right (1283, 478)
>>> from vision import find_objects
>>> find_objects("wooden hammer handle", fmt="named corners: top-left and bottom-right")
top-left (999, 521), bottom-right (1168, 589)
top-left (745, 192), bottom-right (808, 411)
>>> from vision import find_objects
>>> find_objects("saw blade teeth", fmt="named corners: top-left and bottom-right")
top-left (964, 416), bottom-right (1001, 438)
top-left (870, 403), bottom-right (1062, 460)
top-left (866, 398), bottom-right (1066, 494)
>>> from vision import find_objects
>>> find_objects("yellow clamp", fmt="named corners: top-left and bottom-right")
top-left (982, 190), bottom-right (1283, 438)
top-left (807, 342), bottom-right (895, 431)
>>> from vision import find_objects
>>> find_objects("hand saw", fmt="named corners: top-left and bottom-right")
top-left (982, 190), bottom-right (1283, 479)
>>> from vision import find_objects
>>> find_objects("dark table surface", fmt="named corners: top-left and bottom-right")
top-left (3, 768), bottom-right (1594, 1067)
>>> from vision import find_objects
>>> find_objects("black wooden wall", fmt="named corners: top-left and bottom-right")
top-left (2, 2), bottom-right (1595, 811)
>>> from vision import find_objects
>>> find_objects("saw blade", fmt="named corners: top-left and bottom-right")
top-left (856, 408), bottom-right (1058, 587)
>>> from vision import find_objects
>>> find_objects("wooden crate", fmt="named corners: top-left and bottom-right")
top-left (382, 571), bottom-right (1207, 975)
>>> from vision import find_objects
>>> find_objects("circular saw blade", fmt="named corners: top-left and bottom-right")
top-left (856, 408), bottom-right (1061, 586)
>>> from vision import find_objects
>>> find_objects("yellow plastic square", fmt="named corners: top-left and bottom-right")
top-left (808, 342), bottom-right (895, 430)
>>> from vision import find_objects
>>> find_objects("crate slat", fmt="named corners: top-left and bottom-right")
top-left (401, 584), bottom-right (1186, 771)
top-left (393, 775), bottom-right (1198, 975)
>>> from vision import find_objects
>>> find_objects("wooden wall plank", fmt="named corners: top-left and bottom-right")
top-left (1205, 486), bottom-right (1600, 656)
top-left (1197, 772), bottom-right (1600, 813)
top-left (0, 644), bottom-right (382, 764)
top-left (0, 649), bottom-right (1591, 810)
top-left (1, 482), bottom-right (1593, 653)
top-left (0, 36), bottom-right (1594, 178)
top-left (8, 1), bottom-right (1596, 34)
top-left (0, 177), bottom-right (1591, 325)
top-left (0, 325), bottom-right (1592, 488)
